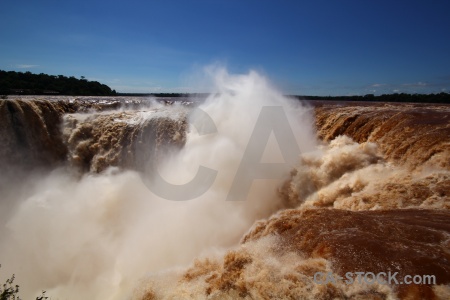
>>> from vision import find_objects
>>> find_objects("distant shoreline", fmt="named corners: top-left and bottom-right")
top-left (1, 70), bottom-right (449, 103)
top-left (3, 93), bottom-right (449, 104)
top-left (116, 92), bottom-right (450, 104)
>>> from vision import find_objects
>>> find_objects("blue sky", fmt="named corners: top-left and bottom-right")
top-left (1, 0), bottom-right (450, 95)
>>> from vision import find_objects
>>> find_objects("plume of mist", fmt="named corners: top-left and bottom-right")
top-left (0, 67), bottom-right (317, 299)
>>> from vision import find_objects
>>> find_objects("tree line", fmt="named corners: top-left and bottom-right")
top-left (295, 92), bottom-right (450, 103)
top-left (120, 92), bottom-right (450, 103)
top-left (0, 70), bottom-right (116, 96)
top-left (1, 70), bottom-right (449, 102)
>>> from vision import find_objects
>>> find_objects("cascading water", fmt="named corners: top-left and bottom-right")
top-left (0, 68), bottom-right (449, 300)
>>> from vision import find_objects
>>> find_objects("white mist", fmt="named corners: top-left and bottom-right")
top-left (0, 68), bottom-right (317, 299)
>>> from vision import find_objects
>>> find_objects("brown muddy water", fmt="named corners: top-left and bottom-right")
top-left (0, 72), bottom-right (449, 299)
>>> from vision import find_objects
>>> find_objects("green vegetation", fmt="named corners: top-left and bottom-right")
top-left (0, 70), bottom-right (116, 96)
top-left (0, 265), bottom-right (47, 300)
top-left (0, 273), bottom-right (19, 300)
top-left (1, 70), bottom-right (449, 103)
top-left (119, 92), bottom-right (450, 103)
top-left (295, 92), bottom-right (450, 103)
top-left (120, 92), bottom-right (450, 103)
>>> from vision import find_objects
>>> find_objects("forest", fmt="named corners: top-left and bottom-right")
top-left (1, 70), bottom-right (449, 103)
top-left (120, 92), bottom-right (450, 103)
top-left (0, 70), bottom-right (116, 96)
top-left (295, 92), bottom-right (450, 104)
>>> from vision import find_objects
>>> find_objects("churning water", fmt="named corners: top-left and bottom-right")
top-left (0, 68), bottom-right (449, 299)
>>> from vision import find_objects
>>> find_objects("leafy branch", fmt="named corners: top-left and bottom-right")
top-left (0, 265), bottom-right (48, 300)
